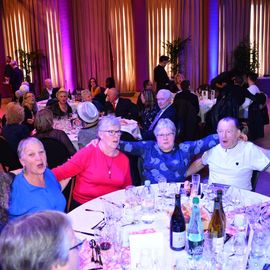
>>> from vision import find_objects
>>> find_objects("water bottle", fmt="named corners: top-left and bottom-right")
top-left (187, 197), bottom-right (204, 259)
top-left (140, 180), bottom-right (155, 224)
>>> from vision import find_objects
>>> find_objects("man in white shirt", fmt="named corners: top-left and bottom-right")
top-left (187, 117), bottom-right (270, 190)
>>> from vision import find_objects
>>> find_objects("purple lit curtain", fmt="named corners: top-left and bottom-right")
top-left (1, 0), bottom-right (65, 93)
top-left (218, 0), bottom-right (251, 72)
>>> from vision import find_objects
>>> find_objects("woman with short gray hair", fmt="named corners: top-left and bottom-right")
top-left (118, 118), bottom-right (219, 185)
top-left (9, 137), bottom-right (66, 219)
top-left (52, 115), bottom-right (132, 210)
top-left (0, 211), bottom-right (79, 270)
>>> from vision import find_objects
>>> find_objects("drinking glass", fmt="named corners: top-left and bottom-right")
top-left (191, 174), bottom-right (200, 197)
top-left (157, 176), bottom-right (167, 210)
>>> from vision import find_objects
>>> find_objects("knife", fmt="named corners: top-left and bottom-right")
top-left (99, 197), bottom-right (124, 208)
top-left (73, 230), bottom-right (99, 237)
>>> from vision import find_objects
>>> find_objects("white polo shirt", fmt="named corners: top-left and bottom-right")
top-left (202, 141), bottom-right (270, 190)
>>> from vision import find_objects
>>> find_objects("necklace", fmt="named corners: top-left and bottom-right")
top-left (104, 155), bottom-right (114, 179)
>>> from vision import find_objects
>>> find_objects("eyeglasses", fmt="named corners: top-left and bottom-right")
top-left (100, 130), bottom-right (122, 136)
top-left (156, 132), bottom-right (175, 138)
top-left (69, 238), bottom-right (86, 251)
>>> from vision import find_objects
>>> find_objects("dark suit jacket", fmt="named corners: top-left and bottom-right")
top-left (105, 98), bottom-right (139, 121)
top-left (38, 87), bottom-right (59, 101)
top-left (10, 67), bottom-right (23, 93)
top-left (154, 65), bottom-right (170, 91)
top-left (174, 90), bottom-right (199, 114)
top-left (141, 104), bottom-right (177, 140)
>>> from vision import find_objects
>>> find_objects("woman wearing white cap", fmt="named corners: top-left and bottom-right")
top-left (77, 102), bottom-right (99, 149)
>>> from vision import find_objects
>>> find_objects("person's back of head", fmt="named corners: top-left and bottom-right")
top-left (180, 80), bottom-right (190, 91)
top-left (5, 102), bottom-right (25, 125)
top-left (159, 55), bottom-right (169, 63)
top-left (247, 72), bottom-right (258, 83)
top-left (0, 211), bottom-right (79, 270)
top-left (233, 75), bottom-right (244, 86)
top-left (34, 109), bottom-right (54, 133)
top-left (105, 77), bottom-right (115, 89)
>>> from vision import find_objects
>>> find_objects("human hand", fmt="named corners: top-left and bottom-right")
top-left (239, 133), bottom-right (248, 142)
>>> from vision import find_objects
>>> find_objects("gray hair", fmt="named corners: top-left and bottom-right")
top-left (157, 89), bottom-right (173, 101)
top-left (0, 211), bottom-right (72, 270)
top-left (17, 137), bottom-right (45, 159)
top-left (154, 118), bottom-right (176, 137)
top-left (97, 115), bottom-right (121, 133)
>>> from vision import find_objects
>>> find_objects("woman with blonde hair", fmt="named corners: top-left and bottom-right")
top-left (22, 92), bottom-right (37, 131)
top-left (49, 88), bottom-right (72, 117)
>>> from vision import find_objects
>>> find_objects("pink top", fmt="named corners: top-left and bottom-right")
top-left (52, 144), bottom-right (132, 204)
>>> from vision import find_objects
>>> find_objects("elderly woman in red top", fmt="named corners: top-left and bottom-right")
top-left (52, 115), bottom-right (132, 209)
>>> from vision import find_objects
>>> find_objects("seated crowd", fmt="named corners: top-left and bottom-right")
top-left (0, 59), bottom-right (270, 241)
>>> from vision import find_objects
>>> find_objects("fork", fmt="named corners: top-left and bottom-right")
top-left (91, 218), bottom-right (105, 230)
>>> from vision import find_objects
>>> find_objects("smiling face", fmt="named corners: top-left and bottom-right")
top-left (156, 127), bottom-right (175, 152)
top-left (217, 119), bottom-right (240, 149)
top-left (20, 141), bottom-right (47, 175)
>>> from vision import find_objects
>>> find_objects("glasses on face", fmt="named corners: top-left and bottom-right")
top-left (156, 132), bottom-right (174, 138)
top-left (69, 238), bottom-right (86, 252)
top-left (100, 130), bottom-right (122, 136)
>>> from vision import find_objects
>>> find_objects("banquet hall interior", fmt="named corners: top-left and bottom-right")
top-left (0, 0), bottom-right (270, 193)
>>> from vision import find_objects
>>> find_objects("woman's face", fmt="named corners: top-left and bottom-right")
top-left (90, 79), bottom-right (97, 87)
top-left (58, 92), bottom-right (68, 104)
top-left (25, 93), bottom-right (35, 104)
top-left (20, 142), bottom-right (47, 175)
top-left (98, 124), bottom-right (121, 151)
top-left (156, 127), bottom-right (175, 152)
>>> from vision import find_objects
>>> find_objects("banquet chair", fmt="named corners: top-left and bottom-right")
top-left (39, 137), bottom-right (74, 212)
top-left (0, 136), bottom-right (22, 172)
top-left (251, 170), bottom-right (260, 192)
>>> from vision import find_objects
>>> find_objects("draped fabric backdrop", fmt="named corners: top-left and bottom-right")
top-left (1, 0), bottom-right (270, 94)
top-left (218, 0), bottom-right (251, 72)
top-left (1, 0), bottom-right (64, 92)
top-left (250, 0), bottom-right (270, 76)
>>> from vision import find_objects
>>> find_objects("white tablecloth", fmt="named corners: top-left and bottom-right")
top-left (68, 184), bottom-right (270, 269)
top-left (199, 98), bottom-right (216, 122)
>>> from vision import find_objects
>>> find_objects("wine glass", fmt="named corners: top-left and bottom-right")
top-left (157, 176), bottom-right (167, 210)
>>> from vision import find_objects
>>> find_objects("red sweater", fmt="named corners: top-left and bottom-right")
top-left (52, 144), bottom-right (132, 204)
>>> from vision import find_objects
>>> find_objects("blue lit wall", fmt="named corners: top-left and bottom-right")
top-left (208, 0), bottom-right (219, 82)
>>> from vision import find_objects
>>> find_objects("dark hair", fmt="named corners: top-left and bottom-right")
top-left (143, 80), bottom-right (150, 89)
top-left (105, 77), bottom-right (115, 88)
top-left (233, 75), bottom-right (244, 86)
top-left (247, 72), bottom-right (258, 82)
top-left (159, 55), bottom-right (169, 62)
top-left (180, 80), bottom-right (190, 91)
top-left (88, 77), bottom-right (98, 90)
top-left (7, 56), bottom-right (11, 60)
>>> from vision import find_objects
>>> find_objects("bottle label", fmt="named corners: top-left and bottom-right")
top-left (212, 237), bottom-right (224, 253)
top-left (172, 231), bottom-right (185, 249)
top-left (188, 239), bottom-right (204, 258)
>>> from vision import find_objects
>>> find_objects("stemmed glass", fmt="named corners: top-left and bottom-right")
top-left (157, 176), bottom-right (167, 210)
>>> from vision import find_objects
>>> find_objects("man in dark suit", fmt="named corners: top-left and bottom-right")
top-left (154, 55), bottom-right (171, 91)
top-left (173, 80), bottom-right (200, 141)
top-left (9, 60), bottom-right (23, 96)
top-left (142, 89), bottom-right (177, 140)
top-left (105, 88), bottom-right (138, 121)
top-left (38, 78), bottom-right (59, 101)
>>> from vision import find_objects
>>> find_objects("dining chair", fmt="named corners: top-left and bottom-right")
top-left (251, 170), bottom-right (260, 192)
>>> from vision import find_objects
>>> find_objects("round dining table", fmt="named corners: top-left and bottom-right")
top-left (68, 184), bottom-right (270, 270)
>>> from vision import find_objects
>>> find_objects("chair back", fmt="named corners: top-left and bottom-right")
top-left (39, 137), bottom-right (73, 212)
top-left (39, 137), bottom-right (70, 169)
top-left (251, 170), bottom-right (260, 192)
top-left (0, 136), bottom-right (22, 172)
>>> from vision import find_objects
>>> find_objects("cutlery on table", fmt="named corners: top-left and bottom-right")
top-left (99, 197), bottom-right (125, 208)
top-left (73, 230), bottom-right (99, 237)
top-left (85, 209), bottom-right (104, 214)
top-left (91, 218), bottom-right (106, 230)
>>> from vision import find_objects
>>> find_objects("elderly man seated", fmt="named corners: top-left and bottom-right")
top-left (187, 117), bottom-right (270, 190)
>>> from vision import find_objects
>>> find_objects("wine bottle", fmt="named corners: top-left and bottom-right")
top-left (170, 193), bottom-right (186, 251)
top-left (187, 197), bottom-right (204, 259)
top-left (208, 197), bottom-right (225, 253)
top-left (216, 189), bottom-right (226, 230)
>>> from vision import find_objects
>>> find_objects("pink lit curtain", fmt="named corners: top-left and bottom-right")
top-left (250, 0), bottom-right (270, 76)
top-left (218, 0), bottom-right (251, 72)
top-left (1, 0), bottom-right (65, 92)
top-left (72, 0), bottom-right (135, 92)
top-left (146, 0), bottom-right (207, 89)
